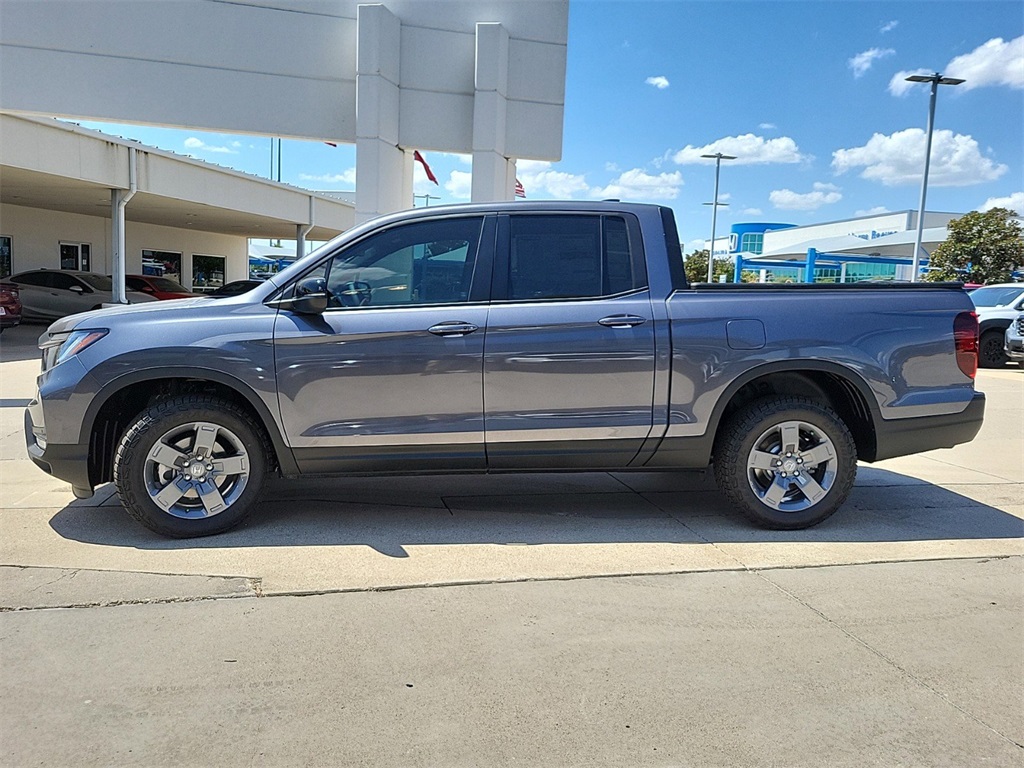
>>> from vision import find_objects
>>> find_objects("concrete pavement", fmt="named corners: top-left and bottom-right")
top-left (2, 557), bottom-right (1021, 766)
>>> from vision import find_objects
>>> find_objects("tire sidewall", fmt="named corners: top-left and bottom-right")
top-left (115, 397), bottom-right (268, 537)
top-left (715, 398), bottom-right (857, 529)
top-left (979, 331), bottom-right (1007, 368)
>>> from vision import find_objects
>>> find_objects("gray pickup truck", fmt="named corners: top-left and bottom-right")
top-left (26, 202), bottom-right (985, 537)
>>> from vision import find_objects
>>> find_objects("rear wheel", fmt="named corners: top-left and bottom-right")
top-left (979, 330), bottom-right (1008, 368)
top-left (114, 394), bottom-right (269, 537)
top-left (714, 396), bottom-right (857, 529)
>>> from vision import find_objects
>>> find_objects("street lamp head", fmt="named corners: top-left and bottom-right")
top-left (700, 153), bottom-right (738, 160)
top-left (905, 72), bottom-right (965, 86)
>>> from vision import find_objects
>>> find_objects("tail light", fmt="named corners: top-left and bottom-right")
top-left (953, 311), bottom-right (978, 379)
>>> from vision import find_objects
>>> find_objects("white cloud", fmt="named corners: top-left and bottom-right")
top-left (444, 170), bottom-right (472, 199)
top-left (758, 122), bottom-right (777, 130)
top-left (605, 161), bottom-right (621, 172)
top-left (672, 134), bottom-right (807, 165)
top-left (769, 183), bottom-right (843, 211)
top-left (980, 191), bottom-right (1024, 216)
top-left (849, 47), bottom-right (895, 77)
top-left (645, 75), bottom-right (670, 89)
top-left (832, 128), bottom-right (1008, 187)
top-left (517, 160), bottom-right (592, 198)
top-left (742, 207), bottom-right (764, 215)
top-left (888, 69), bottom-right (932, 96)
top-left (880, 20), bottom-right (899, 34)
top-left (590, 168), bottom-right (683, 200)
top-left (947, 36), bottom-right (1024, 90)
top-left (718, 192), bottom-right (732, 202)
top-left (183, 136), bottom-right (237, 154)
top-left (299, 168), bottom-right (356, 186)
top-left (231, 141), bottom-right (242, 148)
top-left (855, 206), bottom-right (890, 216)
top-left (891, 37), bottom-right (1023, 96)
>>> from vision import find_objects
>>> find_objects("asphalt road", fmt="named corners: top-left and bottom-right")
top-left (1, 320), bottom-right (1022, 766)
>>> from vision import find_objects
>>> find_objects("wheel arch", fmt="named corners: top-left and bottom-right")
top-left (708, 361), bottom-right (881, 463)
top-left (82, 368), bottom-right (297, 487)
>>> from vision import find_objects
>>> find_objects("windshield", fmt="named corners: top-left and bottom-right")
top-left (78, 274), bottom-right (114, 291)
top-left (969, 286), bottom-right (1024, 307)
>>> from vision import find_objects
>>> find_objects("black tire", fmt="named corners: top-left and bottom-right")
top-left (713, 396), bottom-right (857, 530)
top-left (114, 394), bottom-right (269, 537)
top-left (978, 331), bottom-right (1008, 368)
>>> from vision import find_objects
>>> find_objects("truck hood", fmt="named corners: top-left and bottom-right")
top-left (44, 297), bottom-right (217, 335)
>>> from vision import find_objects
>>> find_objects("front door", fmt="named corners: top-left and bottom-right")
top-left (274, 215), bottom-right (494, 473)
top-left (484, 213), bottom-right (657, 468)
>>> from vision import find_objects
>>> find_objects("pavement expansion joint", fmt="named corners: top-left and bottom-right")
top-left (755, 560), bottom-right (1024, 751)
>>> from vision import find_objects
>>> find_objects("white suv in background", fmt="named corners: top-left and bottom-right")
top-left (1005, 313), bottom-right (1024, 366)
top-left (967, 284), bottom-right (1024, 368)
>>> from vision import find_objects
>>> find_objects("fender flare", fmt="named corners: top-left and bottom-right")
top-left (80, 366), bottom-right (299, 476)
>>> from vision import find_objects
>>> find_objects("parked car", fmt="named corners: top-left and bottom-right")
top-left (967, 283), bottom-right (1024, 367)
top-left (205, 279), bottom-right (265, 298)
top-left (0, 282), bottom-right (23, 333)
top-left (8, 270), bottom-right (158, 322)
top-left (124, 274), bottom-right (195, 300)
top-left (1005, 313), bottom-right (1024, 366)
top-left (26, 202), bottom-right (984, 538)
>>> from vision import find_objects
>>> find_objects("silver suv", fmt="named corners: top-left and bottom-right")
top-left (1005, 314), bottom-right (1024, 366)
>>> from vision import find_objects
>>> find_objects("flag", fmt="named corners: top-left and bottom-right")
top-left (515, 178), bottom-right (525, 198)
top-left (413, 150), bottom-right (438, 185)
top-left (324, 141), bottom-right (337, 147)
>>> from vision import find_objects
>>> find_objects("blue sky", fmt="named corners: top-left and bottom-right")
top-left (77, 0), bottom-right (1023, 251)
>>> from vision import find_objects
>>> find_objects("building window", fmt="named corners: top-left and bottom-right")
top-left (0, 236), bottom-right (11, 277)
top-left (192, 254), bottom-right (226, 293)
top-left (142, 250), bottom-right (183, 284)
top-left (59, 242), bottom-right (91, 271)
top-left (740, 232), bottom-right (764, 255)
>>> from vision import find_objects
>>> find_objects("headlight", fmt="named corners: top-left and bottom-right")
top-left (40, 329), bottom-right (108, 369)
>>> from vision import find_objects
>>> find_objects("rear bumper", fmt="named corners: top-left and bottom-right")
top-left (871, 391), bottom-right (985, 462)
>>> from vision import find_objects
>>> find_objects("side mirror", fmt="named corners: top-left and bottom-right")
top-left (269, 277), bottom-right (329, 314)
top-left (68, 284), bottom-right (84, 294)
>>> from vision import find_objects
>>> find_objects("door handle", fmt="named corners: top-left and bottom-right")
top-left (427, 322), bottom-right (479, 337)
top-left (598, 315), bottom-right (646, 328)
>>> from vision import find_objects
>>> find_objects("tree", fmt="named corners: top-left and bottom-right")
top-left (684, 248), bottom-right (735, 284)
top-left (924, 208), bottom-right (1024, 284)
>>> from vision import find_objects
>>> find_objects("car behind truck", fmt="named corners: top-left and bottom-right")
top-left (26, 202), bottom-right (984, 537)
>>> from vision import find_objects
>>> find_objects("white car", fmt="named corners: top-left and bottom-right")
top-left (9, 269), bottom-right (157, 322)
top-left (967, 283), bottom-right (1024, 368)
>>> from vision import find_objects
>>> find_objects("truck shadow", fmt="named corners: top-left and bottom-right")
top-left (47, 468), bottom-right (1023, 557)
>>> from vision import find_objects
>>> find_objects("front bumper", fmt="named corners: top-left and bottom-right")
top-left (872, 391), bottom-right (986, 462)
top-left (1004, 338), bottom-right (1024, 362)
top-left (25, 407), bottom-right (92, 491)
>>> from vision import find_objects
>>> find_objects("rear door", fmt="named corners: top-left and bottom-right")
top-left (484, 213), bottom-right (657, 468)
top-left (274, 214), bottom-right (494, 473)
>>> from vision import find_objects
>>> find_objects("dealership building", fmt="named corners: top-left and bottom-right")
top-left (711, 210), bottom-right (963, 282)
top-left (0, 0), bottom-right (568, 293)
top-left (0, 114), bottom-right (354, 289)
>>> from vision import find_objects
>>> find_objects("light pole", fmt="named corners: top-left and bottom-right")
top-left (701, 152), bottom-right (736, 282)
top-left (905, 72), bottom-right (964, 281)
top-left (414, 193), bottom-right (441, 207)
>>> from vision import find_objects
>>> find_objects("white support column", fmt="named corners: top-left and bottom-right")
top-left (296, 196), bottom-right (314, 259)
top-left (471, 22), bottom-right (513, 203)
top-left (355, 3), bottom-right (405, 223)
top-left (109, 147), bottom-right (137, 305)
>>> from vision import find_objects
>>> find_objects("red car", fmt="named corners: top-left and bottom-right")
top-left (0, 282), bottom-right (23, 332)
top-left (124, 274), bottom-right (195, 300)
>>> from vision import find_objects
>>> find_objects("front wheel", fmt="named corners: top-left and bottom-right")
top-left (114, 395), bottom-right (269, 537)
top-left (713, 396), bottom-right (857, 529)
top-left (978, 331), bottom-right (1008, 368)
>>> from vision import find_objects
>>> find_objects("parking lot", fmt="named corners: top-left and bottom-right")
top-left (1, 320), bottom-right (1022, 766)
